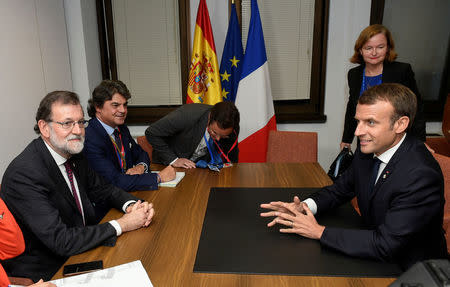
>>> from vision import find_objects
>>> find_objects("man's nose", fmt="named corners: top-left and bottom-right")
top-left (354, 122), bottom-right (364, 136)
top-left (118, 105), bottom-right (126, 113)
top-left (72, 123), bottom-right (82, 135)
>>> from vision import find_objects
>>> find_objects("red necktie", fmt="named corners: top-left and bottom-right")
top-left (63, 160), bottom-right (85, 225)
top-left (113, 129), bottom-right (123, 150)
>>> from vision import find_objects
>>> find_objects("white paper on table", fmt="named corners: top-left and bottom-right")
top-left (49, 260), bottom-right (153, 287)
top-left (152, 171), bottom-right (185, 187)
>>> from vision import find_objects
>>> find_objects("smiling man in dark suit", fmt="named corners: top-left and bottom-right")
top-left (84, 80), bottom-right (175, 192)
top-left (0, 91), bottom-right (154, 281)
top-left (261, 83), bottom-right (447, 270)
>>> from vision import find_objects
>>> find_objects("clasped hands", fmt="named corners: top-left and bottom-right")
top-left (118, 200), bottom-right (154, 233)
top-left (260, 196), bottom-right (325, 240)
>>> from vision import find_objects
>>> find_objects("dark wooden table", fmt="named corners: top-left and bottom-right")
top-left (53, 163), bottom-right (395, 286)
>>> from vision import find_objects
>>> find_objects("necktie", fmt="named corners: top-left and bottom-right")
top-left (208, 136), bottom-right (222, 165)
top-left (208, 136), bottom-right (214, 151)
top-left (63, 160), bottom-right (85, 225)
top-left (113, 129), bottom-right (123, 150)
top-left (370, 157), bottom-right (382, 193)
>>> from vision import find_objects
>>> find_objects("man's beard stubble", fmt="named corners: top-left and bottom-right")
top-left (49, 129), bottom-right (85, 155)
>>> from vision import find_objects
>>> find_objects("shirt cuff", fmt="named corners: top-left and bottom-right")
top-left (109, 220), bottom-right (122, 236)
top-left (169, 157), bottom-right (179, 166)
top-left (303, 198), bottom-right (318, 215)
top-left (136, 162), bottom-right (148, 173)
top-left (122, 200), bottom-right (136, 213)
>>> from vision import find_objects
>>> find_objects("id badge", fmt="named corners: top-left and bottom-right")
top-left (208, 164), bottom-right (220, 172)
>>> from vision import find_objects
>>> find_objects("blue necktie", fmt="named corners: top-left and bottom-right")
top-left (370, 157), bottom-right (382, 193)
top-left (208, 137), bottom-right (222, 165)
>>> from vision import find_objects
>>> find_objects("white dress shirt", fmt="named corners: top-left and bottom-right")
top-left (170, 127), bottom-right (211, 165)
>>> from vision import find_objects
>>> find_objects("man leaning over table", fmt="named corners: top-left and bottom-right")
top-left (0, 91), bottom-right (154, 281)
top-left (145, 101), bottom-right (240, 169)
top-left (261, 83), bottom-right (447, 270)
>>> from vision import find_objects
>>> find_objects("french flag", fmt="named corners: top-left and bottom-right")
top-left (235, 0), bottom-right (276, 162)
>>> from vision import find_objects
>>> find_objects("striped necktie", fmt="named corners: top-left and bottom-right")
top-left (63, 160), bottom-right (85, 225)
top-left (113, 129), bottom-right (123, 150)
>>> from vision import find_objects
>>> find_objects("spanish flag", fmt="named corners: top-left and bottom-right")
top-left (187, 0), bottom-right (222, 105)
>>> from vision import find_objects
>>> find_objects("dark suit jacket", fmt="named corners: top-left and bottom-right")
top-left (84, 118), bottom-right (158, 191)
top-left (310, 134), bottom-right (447, 270)
top-left (342, 61), bottom-right (426, 143)
top-left (145, 104), bottom-right (239, 166)
top-left (0, 138), bottom-right (139, 281)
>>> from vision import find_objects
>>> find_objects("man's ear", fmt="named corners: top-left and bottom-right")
top-left (394, 116), bottom-right (410, 134)
top-left (38, 119), bottom-right (50, 138)
top-left (207, 112), bottom-right (212, 127)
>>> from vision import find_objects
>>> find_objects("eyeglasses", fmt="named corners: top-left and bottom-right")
top-left (50, 120), bottom-right (89, 129)
top-left (208, 125), bottom-right (231, 140)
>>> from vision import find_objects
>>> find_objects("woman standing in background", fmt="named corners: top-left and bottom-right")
top-left (340, 24), bottom-right (425, 150)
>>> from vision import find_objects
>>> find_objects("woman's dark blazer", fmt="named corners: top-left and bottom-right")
top-left (342, 61), bottom-right (426, 144)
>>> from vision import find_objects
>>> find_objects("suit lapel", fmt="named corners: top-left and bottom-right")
top-left (371, 135), bottom-right (412, 196)
top-left (381, 62), bottom-right (395, 83)
top-left (189, 110), bottom-right (210, 157)
top-left (35, 138), bottom-right (84, 223)
top-left (355, 65), bottom-right (364, 91)
top-left (70, 155), bottom-right (96, 224)
top-left (92, 118), bottom-right (122, 170)
top-left (358, 152), bottom-right (375, 205)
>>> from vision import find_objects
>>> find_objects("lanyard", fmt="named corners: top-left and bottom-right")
top-left (110, 128), bottom-right (126, 172)
top-left (214, 137), bottom-right (237, 164)
top-left (203, 132), bottom-right (237, 163)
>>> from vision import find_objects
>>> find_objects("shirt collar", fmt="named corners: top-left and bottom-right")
top-left (204, 127), bottom-right (211, 141)
top-left (375, 133), bottom-right (406, 164)
top-left (96, 117), bottom-right (116, 136)
top-left (43, 139), bottom-right (69, 166)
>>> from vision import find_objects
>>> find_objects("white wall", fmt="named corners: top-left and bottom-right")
top-left (64, 0), bottom-right (103, 115)
top-left (278, 0), bottom-right (371, 169)
top-left (0, 0), bottom-right (72, 177)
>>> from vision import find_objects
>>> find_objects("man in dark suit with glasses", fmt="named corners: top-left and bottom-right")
top-left (0, 91), bottom-right (154, 281)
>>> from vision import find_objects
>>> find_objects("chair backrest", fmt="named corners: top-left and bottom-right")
top-left (433, 153), bottom-right (450, 253)
top-left (137, 136), bottom-right (153, 162)
top-left (266, 130), bottom-right (317, 163)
